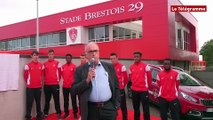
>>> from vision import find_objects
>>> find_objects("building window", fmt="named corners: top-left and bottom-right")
top-left (0, 31), bottom-right (66, 51)
top-left (30, 36), bottom-right (36, 48)
top-left (88, 25), bottom-right (109, 42)
top-left (47, 34), bottom-right (52, 46)
top-left (39, 31), bottom-right (66, 47)
top-left (87, 20), bottom-right (142, 43)
top-left (47, 33), bottom-right (59, 46)
top-left (0, 41), bottom-right (6, 50)
top-left (113, 20), bottom-right (142, 40)
top-left (139, 33), bottom-right (142, 38)
top-left (21, 38), bottom-right (30, 49)
top-left (184, 31), bottom-right (190, 50)
top-left (177, 29), bottom-right (183, 49)
top-left (8, 40), bottom-right (13, 50)
top-left (113, 26), bottom-right (125, 39)
top-left (131, 31), bottom-right (137, 38)
top-left (59, 32), bottom-right (66, 45)
top-left (39, 35), bottom-right (48, 47)
top-left (176, 29), bottom-right (190, 50)
top-left (176, 22), bottom-right (190, 51)
top-left (12, 39), bottom-right (20, 50)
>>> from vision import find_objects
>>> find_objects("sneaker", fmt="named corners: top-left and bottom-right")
top-left (57, 114), bottom-right (62, 120)
top-left (43, 114), bottom-right (48, 119)
top-left (74, 114), bottom-right (78, 119)
top-left (36, 116), bottom-right (43, 120)
top-left (63, 113), bottom-right (70, 119)
top-left (36, 113), bottom-right (44, 120)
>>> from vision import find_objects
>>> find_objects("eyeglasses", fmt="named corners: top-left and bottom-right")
top-left (87, 49), bottom-right (99, 53)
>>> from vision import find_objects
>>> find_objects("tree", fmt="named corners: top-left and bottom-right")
top-left (200, 39), bottom-right (213, 66)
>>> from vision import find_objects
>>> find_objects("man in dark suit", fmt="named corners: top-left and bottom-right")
top-left (72, 42), bottom-right (120, 120)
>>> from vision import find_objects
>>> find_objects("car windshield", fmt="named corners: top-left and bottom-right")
top-left (179, 72), bottom-right (202, 86)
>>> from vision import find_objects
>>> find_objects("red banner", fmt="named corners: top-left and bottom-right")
top-left (171, 5), bottom-right (207, 12)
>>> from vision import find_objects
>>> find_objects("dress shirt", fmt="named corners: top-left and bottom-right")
top-left (89, 61), bottom-right (112, 102)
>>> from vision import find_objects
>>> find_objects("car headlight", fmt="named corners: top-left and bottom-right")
top-left (180, 92), bottom-right (198, 103)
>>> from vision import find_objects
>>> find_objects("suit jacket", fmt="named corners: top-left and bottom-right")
top-left (72, 61), bottom-right (120, 120)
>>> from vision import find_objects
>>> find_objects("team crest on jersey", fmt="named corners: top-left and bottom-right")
top-left (140, 68), bottom-right (143, 70)
top-left (170, 76), bottom-right (173, 79)
top-left (69, 28), bottom-right (77, 43)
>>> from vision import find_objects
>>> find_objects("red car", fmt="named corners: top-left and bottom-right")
top-left (148, 65), bottom-right (213, 119)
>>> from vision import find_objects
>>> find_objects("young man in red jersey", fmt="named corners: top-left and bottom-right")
top-left (157, 58), bottom-right (180, 120)
top-left (79, 53), bottom-right (87, 66)
top-left (43, 49), bottom-right (62, 119)
top-left (110, 53), bottom-right (128, 120)
top-left (129, 51), bottom-right (152, 120)
top-left (24, 51), bottom-right (43, 120)
top-left (61, 54), bottom-right (78, 119)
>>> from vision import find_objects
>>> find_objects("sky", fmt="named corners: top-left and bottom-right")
top-left (0, 0), bottom-right (212, 51)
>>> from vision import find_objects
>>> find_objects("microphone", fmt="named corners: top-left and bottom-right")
top-left (90, 58), bottom-right (95, 79)
top-left (90, 58), bottom-right (95, 69)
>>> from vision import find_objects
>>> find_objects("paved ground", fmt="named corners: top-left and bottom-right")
top-left (125, 97), bottom-right (161, 118)
top-left (126, 97), bottom-right (192, 120)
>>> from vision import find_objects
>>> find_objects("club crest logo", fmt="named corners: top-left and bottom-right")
top-left (69, 28), bottom-right (77, 42)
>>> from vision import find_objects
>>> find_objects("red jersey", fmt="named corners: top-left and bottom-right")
top-left (44, 60), bottom-right (61, 85)
top-left (61, 63), bottom-right (76, 88)
top-left (24, 61), bottom-right (44, 88)
top-left (113, 62), bottom-right (128, 90)
top-left (79, 62), bottom-right (86, 67)
top-left (157, 69), bottom-right (180, 101)
top-left (129, 62), bottom-right (152, 91)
